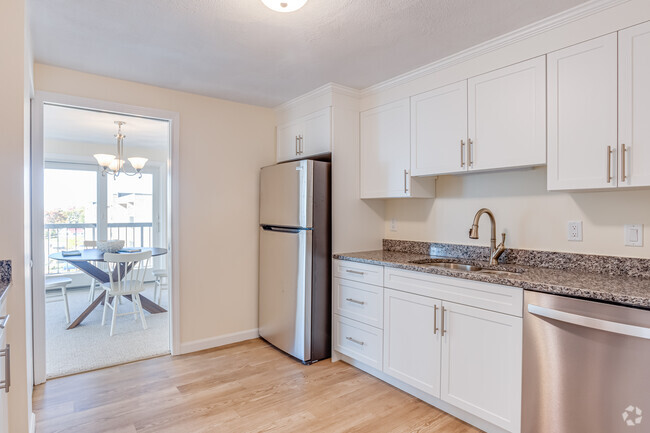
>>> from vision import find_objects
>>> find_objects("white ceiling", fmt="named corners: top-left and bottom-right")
top-left (31, 0), bottom-right (589, 107)
top-left (44, 104), bottom-right (169, 149)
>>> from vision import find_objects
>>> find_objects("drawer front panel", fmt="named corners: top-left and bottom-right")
top-left (334, 278), bottom-right (383, 328)
top-left (333, 314), bottom-right (382, 370)
top-left (333, 259), bottom-right (383, 286)
top-left (384, 267), bottom-right (523, 317)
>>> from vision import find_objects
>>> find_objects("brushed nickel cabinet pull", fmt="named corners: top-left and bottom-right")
top-left (295, 136), bottom-right (299, 155)
top-left (0, 315), bottom-right (8, 329)
top-left (460, 140), bottom-right (465, 168)
top-left (404, 169), bottom-right (409, 194)
top-left (606, 145), bottom-right (613, 183)
top-left (433, 305), bottom-right (439, 335)
top-left (621, 144), bottom-right (627, 182)
top-left (345, 298), bottom-right (365, 305)
top-left (441, 306), bottom-right (446, 336)
top-left (0, 344), bottom-right (10, 393)
top-left (468, 138), bottom-right (474, 168)
top-left (346, 336), bottom-right (365, 346)
top-left (299, 135), bottom-right (304, 154)
top-left (345, 269), bottom-right (365, 275)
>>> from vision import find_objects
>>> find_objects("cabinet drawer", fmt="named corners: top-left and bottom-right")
top-left (333, 314), bottom-right (383, 370)
top-left (334, 278), bottom-right (383, 328)
top-left (384, 267), bottom-right (523, 317)
top-left (333, 259), bottom-right (383, 286)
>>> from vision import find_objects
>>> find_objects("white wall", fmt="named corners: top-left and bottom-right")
top-left (364, 0), bottom-right (650, 259)
top-left (0, 0), bottom-right (33, 431)
top-left (34, 64), bottom-right (276, 348)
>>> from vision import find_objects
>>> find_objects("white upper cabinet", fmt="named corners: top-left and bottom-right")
top-left (302, 107), bottom-right (332, 157)
top-left (360, 98), bottom-right (434, 198)
top-left (619, 21), bottom-right (650, 188)
top-left (547, 34), bottom-right (618, 190)
top-left (467, 56), bottom-right (546, 172)
top-left (276, 107), bottom-right (331, 163)
top-left (411, 81), bottom-right (468, 176)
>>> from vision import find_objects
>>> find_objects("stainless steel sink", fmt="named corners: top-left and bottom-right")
top-left (409, 259), bottom-right (483, 272)
top-left (408, 258), bottom-right (523, 276)
top-left (426, 262), bottom-right (483, 272)
top-left (477, 269), bottom-right (521, 277)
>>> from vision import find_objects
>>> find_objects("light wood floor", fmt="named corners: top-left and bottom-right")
top-left (34, 338), bottom-right (483, 433)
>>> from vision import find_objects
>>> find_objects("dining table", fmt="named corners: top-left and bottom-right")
top-left (48, 247), bottom-right (168, 329)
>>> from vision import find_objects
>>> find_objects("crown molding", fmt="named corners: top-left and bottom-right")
top-left (360, 0), bottom-right (631, 98)
top-left (274, 82), bottom-right (360, 112)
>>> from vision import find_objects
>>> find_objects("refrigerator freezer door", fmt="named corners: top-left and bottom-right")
top-left (260, 160), bottom-right (313, 229)
top-left (259, 226), bottom-right (313, 361)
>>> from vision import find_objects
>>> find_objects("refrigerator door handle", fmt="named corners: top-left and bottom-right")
top-left (261, 226), bottom-right (303, 234)
top-left (528, 304), bottom-right (650, 340)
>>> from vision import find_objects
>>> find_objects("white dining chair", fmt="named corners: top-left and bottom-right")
top-left (45, 275), bottom-right (72, 324)
top-left (152, 269), bottom-right (168, 305)
top-left (101, 251), bottom-right (152, 336)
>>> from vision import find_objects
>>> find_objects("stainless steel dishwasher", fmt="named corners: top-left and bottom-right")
top-left (523, 291), bottom-right (650, 433)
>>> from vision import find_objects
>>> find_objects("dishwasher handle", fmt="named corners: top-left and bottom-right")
top-left (528, 304), bottom-right (650, 340)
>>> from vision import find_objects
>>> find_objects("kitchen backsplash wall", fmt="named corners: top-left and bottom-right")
top-left (384, 167), bottom-right (650, 259)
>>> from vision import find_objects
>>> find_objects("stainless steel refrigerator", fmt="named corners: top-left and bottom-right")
top-left (258, 159), bottom-right (331, 364)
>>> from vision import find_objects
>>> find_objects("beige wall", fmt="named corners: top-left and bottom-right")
top-left (34, 64), bottom-right (276, 346)
top-left (0, 0), bottom-right (32, 431)
top-left (369, 0), bottom-right (650, 259)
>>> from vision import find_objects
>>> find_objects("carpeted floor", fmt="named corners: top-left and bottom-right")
top-left (45, 281), bottom-right (170, 378)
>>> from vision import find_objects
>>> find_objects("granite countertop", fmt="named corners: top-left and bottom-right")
top-left (334, 245), bottom-right (650, 310)
top-left (0, 260), bottom-right (11, 303)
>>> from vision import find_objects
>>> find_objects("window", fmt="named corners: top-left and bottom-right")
top-left (44, 162), bottom-right (160, 275)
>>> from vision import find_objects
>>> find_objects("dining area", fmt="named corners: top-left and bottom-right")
top-left (43, 240), bottom-right (171, 378)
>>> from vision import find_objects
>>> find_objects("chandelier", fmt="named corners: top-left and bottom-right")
top-left (93, 121), bottom-right (148, 179)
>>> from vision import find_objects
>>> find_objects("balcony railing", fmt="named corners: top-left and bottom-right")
top-left (45, 222), bottom-right (153, 275)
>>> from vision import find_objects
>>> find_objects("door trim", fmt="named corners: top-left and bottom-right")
top-left (31, 91), bottom-right (181, 384)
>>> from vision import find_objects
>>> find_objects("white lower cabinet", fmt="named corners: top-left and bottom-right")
top-left (383, 288), bottom-right (441, 397)
top-left (440, 301), bottom-right (522, 433)
top-left (0, 297), bottom-right (8, 433)
top-left (333, 314), bottom-right (383, 370)
top-left (332, 260), bottom-right (523, 433)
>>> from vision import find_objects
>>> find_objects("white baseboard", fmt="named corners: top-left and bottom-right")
top-left (29, 412), bottom-right (36, 433)
top-left (179, 328), bottom-right (259, 355)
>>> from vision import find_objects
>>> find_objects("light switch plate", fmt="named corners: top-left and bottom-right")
top-left (624, 224), bottom-right (643, 247)
top-left (567, 221), bottom-right (583, 241)
top-left (390, 218), bottom-right (397, 232)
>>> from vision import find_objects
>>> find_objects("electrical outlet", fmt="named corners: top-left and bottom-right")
top-left (390, 218), bottom-right (397, 232)
top-left (567, 221), bottom-right (583, 241)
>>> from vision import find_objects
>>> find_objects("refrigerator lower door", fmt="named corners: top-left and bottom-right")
top-left (259, 226), bottom-right (313, 362)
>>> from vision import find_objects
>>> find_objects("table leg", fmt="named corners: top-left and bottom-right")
top-left (64, 260), bottom-right (168, 329)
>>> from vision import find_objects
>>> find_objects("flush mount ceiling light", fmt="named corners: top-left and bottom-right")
top-left (94, 121), bottom-right (148, 179)
top-left (261, 0), bottom-right (308, 13)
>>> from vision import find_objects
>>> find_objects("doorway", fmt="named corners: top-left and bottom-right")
top-left (32, 93), bottom-right (180, 383)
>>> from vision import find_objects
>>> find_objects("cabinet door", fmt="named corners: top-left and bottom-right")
top-left (0, 300), bottom-right (7, 433)
top-left (277, 121), bottom-right (303, 163)
top-left (547, 34), bottom-right (618, 190)
top-left (411, 81), bottom-right (468, 176)
top-left (441, 301), bottom-right (522, 433)
top-left (360, 99), bottom-right (411, 198)
top-left (302, 107), bottom-right (331, 157)
top-left (468, 56), bottom-right (546, 172)
top-left (619, 22), bottom-right (650, 187)
top-left (383, 288), bottom-right (441, 397)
